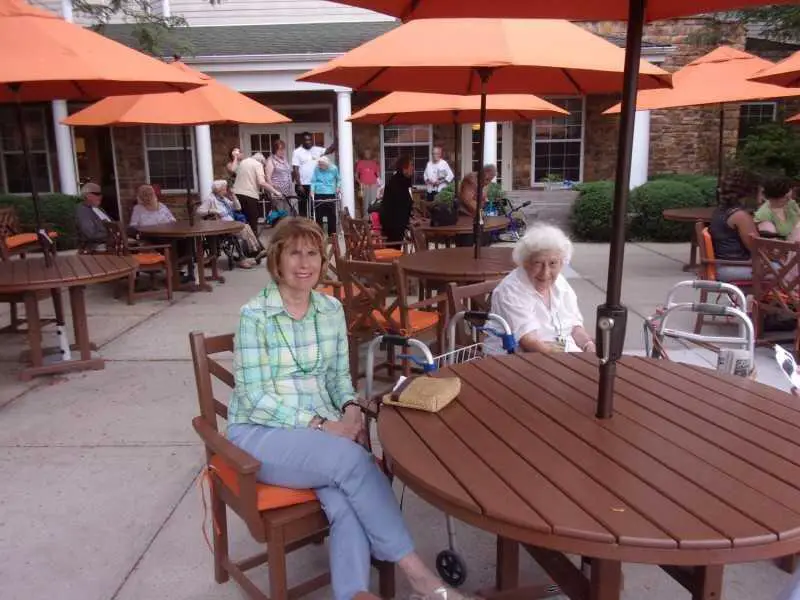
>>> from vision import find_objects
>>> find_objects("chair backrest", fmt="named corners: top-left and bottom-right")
top-left (189, 331), bottom-right (235, 430)
top-left (751, 236), bottom-right (800, 312)
top-left (0, 206), bottom-right (19, 238)
top-left (343, 216), bottom-right (378, 261)
top-left (696, 222), bottom-right (717, 281)
top-left (337, 255), bottom-right (409, 336)
top-left (408, 224), bottom-right (428, 254)
top-left (104, 221), bottom-right (134, 256)
top-left (446, 279), bottom-right (501, 319)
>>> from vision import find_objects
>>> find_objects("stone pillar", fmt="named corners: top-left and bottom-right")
top-left (53, 0), bottom-right (78, 195)
top-left (195, 125), bottom-right (214, 199)
top-left (630, 110), bottom-right (650, 189)
top-left (483, 122), bottom-right (498, 174)
top-left (336, 91), bottom-right (355, 217)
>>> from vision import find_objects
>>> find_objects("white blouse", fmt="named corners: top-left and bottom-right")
top-left (489, 267), bottom-right (584, 352)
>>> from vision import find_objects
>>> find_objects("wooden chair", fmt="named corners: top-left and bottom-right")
top-left (694, 222), bottom-right (752, 334)
top-left (189, 332), bottom-right (395, 600)
top-left (103, 221), bottom-right (173, 305)
top-left (336, 251), bottom-right (444, 382)
top-left (314, 236), bottom-right (343, 300)
top-left (0, 235), bottom-right (59, 334)
top-left (342, 215), bottom-right (406, 262)
top-left (751, 236), bottom-right (800, 356)
top-left (0, 205), bottom-right (59, 258)
top-left (445, 280), bottom-right (502, 348)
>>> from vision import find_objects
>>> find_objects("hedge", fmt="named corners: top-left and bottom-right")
top-left (570, 179), bottom-right (709, 242)
top-left (650, 173), bottom-right (718, 206)
top-left (0, 193), bottom-right (82, 250)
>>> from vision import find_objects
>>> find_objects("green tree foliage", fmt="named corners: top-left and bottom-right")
top-left (737, 123), bottom-right (800, 180)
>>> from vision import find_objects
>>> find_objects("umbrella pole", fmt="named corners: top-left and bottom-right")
top-left (10, 85), bottom-right (53, 267)
top-left (596, 0), bottom-right (646, 419)
top-left (183, 126), bottom-right (194, 226)
top-left (474, 70), bottom-right (491, 260)
top-left (717, 103), bottom-right (725, 203)
top-left (454, 119), bottom-right (460, 198)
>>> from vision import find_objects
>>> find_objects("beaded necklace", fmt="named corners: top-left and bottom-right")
top-left (274, 309), bottom-right (321, 374)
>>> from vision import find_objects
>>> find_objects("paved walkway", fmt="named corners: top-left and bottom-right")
top-left (0, 241), bottom-right (795, 600)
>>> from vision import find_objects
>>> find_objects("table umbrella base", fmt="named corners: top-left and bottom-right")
top-left (18, 341), bottom-right (98, 363)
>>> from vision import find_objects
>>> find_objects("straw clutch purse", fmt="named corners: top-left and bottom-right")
top-left (382, 376), bottom-right (461, 413)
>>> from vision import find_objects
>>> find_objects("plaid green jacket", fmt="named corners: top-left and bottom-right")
top-left (228, 283), bottom-right (354, 429)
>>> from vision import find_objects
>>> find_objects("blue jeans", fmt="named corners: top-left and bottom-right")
top-left (227, 423), bottom-right (414, 600)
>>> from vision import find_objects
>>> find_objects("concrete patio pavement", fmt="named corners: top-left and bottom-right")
top-left (0, 240), bottom-right (796, 600)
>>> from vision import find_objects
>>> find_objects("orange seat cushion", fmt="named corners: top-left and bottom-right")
top-left (210, 455), bottom-right (317, 511)
top-left (134, 252), bottom-right (166, 266)
top-left (373, 308), bottom-right (440, 334)
top-left (6, 231), bottom-right (58, 249)
top-left (317, 285), bottom-right (339, 297)
top-left (374, 248), bottom-right (403, 261)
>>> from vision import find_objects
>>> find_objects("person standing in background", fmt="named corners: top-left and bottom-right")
top-left (355, 148), bottom-right (381, 218)
top-left (292, 132), bottom-right (336, 217)
top-left (233, 153), bottom-right (280, 237)
top-left (310, 156), bottom-right (341, 235)
top-left (423, 145), bottom-right (454, 202)
top-left (265, 139), bottom-right (296, 216)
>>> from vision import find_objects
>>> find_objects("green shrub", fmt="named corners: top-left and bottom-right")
top-left (629, 180), bottom-right (706, 242)
top-left (569, 181), bottom-right (616, 242)
top-left (737, 122), bottom-right (800, 179)
top-left (650, 173), bottom-right (718, 206)
top-left (0, 193), bottom-right (81, 250)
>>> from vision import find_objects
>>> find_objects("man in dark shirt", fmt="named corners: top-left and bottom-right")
top-left (75, 182), bottom-right (111, 250)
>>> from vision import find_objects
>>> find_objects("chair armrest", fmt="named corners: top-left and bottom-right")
top-left (407, 292), bottom-right (448, 311)
top-left (192, 416), bottom-right (260, 475)
top-left (702, 258), bottom-right (752, 267)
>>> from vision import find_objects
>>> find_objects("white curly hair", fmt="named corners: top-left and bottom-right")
top-left (512, 223), bottom-right (573, 267)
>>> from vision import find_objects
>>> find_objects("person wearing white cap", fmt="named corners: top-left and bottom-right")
top-left (310, 155), bottom-right (341, 235)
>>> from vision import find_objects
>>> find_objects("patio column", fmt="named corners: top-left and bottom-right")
top-left (195, 124), bottom-right (214, 199)
top-left (630, 110), bottom-right (651, 189)
top-left (483, 122), bottom-right (498, 173)
top-left (53, 0), bottom-right (77, 195)
top-left (336, 90), bottom-right (355, 217)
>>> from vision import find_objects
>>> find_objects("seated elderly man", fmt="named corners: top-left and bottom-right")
top-left (75, 182), bottom-right (112, 251)
top-left (490, 223), bottom-right (595, 353)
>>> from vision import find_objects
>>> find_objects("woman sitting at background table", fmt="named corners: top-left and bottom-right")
top-left (490, 223), bottom-right (594, 354)
top-left (709, 167), bottom-right (761, 282)
top-left (129, 184), bottom-right (176, 230)
top-left (755, 173), bottom-right (797, 239)
top-left (227, 218), bottom-right (475, 600)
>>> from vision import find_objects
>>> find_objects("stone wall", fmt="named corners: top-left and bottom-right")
top-left (210, 124), bottom-right (239, 181)
top-left (112, 126), bottom-right (146, 221)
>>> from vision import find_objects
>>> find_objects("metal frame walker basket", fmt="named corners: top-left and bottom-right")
top-left (644, 280), bottom-right (755, 378)
top-left (363, 310), bottom-right (516, 588)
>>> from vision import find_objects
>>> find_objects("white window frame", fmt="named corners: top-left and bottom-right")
top-left (379, 124), bottom-right (433, 189)
top-left (461, 122), bottom-right (515, 191)
top-left (0, 106), bottom-right (53, 195)
top-left (531, 96), bottom-right (586, 188)
top-left (738, 101), bottom-right (778, 140)
top-left (142, 125), bottom-right (197, 194)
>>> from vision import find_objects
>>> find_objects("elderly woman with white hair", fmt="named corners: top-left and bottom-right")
top-left (197, 179), bottom-right (266, 269)
top-left (491, 223), bottom-right (595, 354)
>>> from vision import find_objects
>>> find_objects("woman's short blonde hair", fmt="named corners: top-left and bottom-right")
top-left (512, 223), bottom-right (573, 267)
top-left (136, 184), bottom-right (156, 205)
top-left (266, 218), bottom-right (326, 282)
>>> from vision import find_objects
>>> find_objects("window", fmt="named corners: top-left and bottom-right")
top-left (381, 125), bottom-right (431, 186)
top-left (532, 97), bottom-right (584, 185)
top-left (470, 124), bottom-right (504, 185)
top-left (739, 102), bottom-right (777, 142)
top-left (0, 106), bottom-right (53, 194)
top-left (144, 126), bottom-right (194, 192)
top-left (249, 132), bottom-right (282, 159)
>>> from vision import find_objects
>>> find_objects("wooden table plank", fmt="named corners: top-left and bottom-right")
top-left (438, 383), bottom-right (615, 543)
top-left (377, 409), bottom-right (480, 514)
top-left (398, 407), bottom-right (552, 532)
top-left (470, 357), bottom-right (740, 549)
top-left (526, 355), bottom-right (800, 546)
top-left (66, 255), bottom-right (94, 280)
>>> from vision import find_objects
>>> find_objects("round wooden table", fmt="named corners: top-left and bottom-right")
top-left (398, 246), bottom-right (515, 283)
top-left (662, 207), bottom-right (715, 272)
top-left (418, 216), bottom-right (508, 246)
top-left (138, 220), bottom-right (243, 292)
top-left (0, 254), bottom-right (137, 380)
top-left (379, 352), bottom-right (800, 599)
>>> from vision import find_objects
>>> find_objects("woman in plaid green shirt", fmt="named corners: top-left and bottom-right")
top-left (227, 219), bottom-right (472, 600)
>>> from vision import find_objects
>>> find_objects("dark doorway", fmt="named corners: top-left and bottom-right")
top-left (74, 126), bottom-right (119, 220)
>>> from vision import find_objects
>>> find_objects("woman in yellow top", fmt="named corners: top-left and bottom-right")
top-left (754, 174), bottom-right (797, 238)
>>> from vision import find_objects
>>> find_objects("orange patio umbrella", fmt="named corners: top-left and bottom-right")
top-left (604, 47), bottom-right (800, 193)
top-left (349, 91), bottom-right (568, 193)
top-left (0, 0), bottom-right (206, 262)
top-left (325, 0), bottom-right (796, 421)
top-left (750, 49), bottom-right (800, 89)
top-left (65, 61), bottom-right (290, 224)
top-left (299, 18), bottom-right (670, 260)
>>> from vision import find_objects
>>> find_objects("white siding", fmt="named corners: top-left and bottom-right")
top-left (32, 0), bottom-right (128, 25)
top-left (169, 0), bottom-right (393, 27)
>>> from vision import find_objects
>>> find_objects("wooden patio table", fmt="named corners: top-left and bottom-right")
top-left (137, 220), bottom-right (243, 292)
top-left (398, 246), bottom-right (515, 283)
top-left (0, 254), bottom-right (137, 380)
top-left (418, 215), bottom-right (508, 247)
top-left (662, 207), bottom-right (715, 273)
top-left (378, 352), bottom-right (800, 600)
